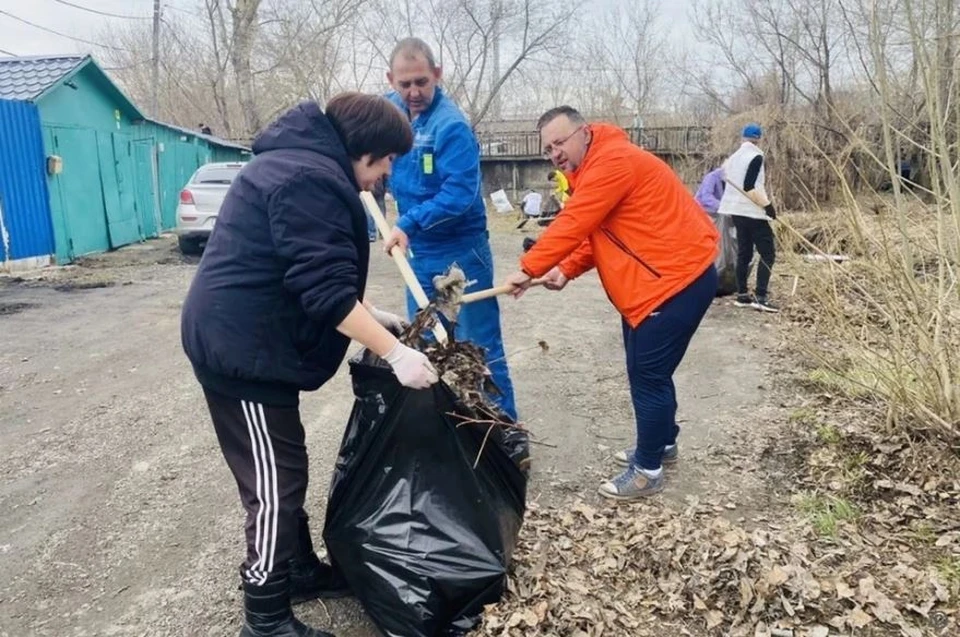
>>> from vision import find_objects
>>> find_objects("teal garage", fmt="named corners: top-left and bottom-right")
top-left (0, 54), bottom-right (249, 265)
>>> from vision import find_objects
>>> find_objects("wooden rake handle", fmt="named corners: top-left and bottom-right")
top-left (461, 279), bottom-right (546, 304)
top-left (359, 192), bottom-right (449, 344)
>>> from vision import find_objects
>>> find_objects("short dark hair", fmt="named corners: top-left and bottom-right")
top-left (325, 92), bottom-right (413, 160)
top-left (389, 37), bottom-right (438, 71)
top-left (536, 106), bottom-right (586, 131)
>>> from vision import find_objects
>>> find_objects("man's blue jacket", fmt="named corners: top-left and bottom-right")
top-left (387, 87), bottom-right (487, 248)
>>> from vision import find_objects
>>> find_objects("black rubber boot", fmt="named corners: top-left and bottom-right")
top-left (288, 513), bottom-right (351, 605)
top-left (239, 575), bottom-right (334, 637)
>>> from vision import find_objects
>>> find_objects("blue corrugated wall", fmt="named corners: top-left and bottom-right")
top-left (0, 99), bottom-right (54, 261)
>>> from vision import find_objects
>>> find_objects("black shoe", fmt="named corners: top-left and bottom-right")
top-left (733, 293), bottom-right (755, 308)
top-left (522, 237), bottom-right (537, 253)
top-left (289, 555), bottom-right (352, 604)
top-left (753, 296), bottom-right (780, 313)
top-left (289, 513), bottom-right (351, 605)
top-left (240, 576), bottom-right (335, 637)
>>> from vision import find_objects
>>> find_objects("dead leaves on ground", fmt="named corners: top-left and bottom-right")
top-left (471, 499), bottom-right (956, 637)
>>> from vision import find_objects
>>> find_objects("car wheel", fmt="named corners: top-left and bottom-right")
top-left (178, 236), bottom-right (203, 255)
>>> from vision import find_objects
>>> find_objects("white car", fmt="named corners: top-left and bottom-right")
top-left (175, 162), bottom-right (246, 254)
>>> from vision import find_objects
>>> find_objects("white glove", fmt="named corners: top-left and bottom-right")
top-left (384, 342), bottom-right (439, 389)
top-left (368, 306), bottom-right (407, 335)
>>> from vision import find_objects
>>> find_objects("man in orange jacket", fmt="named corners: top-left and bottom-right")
top-left (504, 106), bottom-right (719, 501)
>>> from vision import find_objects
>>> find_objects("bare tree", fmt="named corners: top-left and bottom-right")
top-left (465, 0), bottom-right (576, 124)
top-left (587, 0), bottom-right (668, 123)
top-left (686, 0), bottom-right (773, 113)
top-left (256, 0), bottom-right (370, 111)
top-left (750, 0), bottom-right (849, 118)
top-left (230, 0), bottom-right (263, 134)
top-left (99, 0), bottom-right (385, 137)
top-left (204, 0), bottom-right (235, 138)
top-left (505, 55), bottom-right (586, 118)
top-left (101, 0), bottom-right (579, 133)
top-left (331, 10), bottom-right (386, 93)
top-left (686, 0), bottom-right (851, 118)
top-left (98, 16), bottom-right (234, 130)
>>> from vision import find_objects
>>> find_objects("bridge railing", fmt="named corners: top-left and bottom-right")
top-left (476, 126), bottom-right (712, 159)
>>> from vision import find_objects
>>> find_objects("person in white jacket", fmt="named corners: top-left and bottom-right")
top-left (717, 123), bottom-right (779, 313)
top-left (516, 188), bottom-right (543, 229)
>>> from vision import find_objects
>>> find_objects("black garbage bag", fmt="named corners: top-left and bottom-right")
top-left (714, 214), bottom-right (738, 296)
top-left (322, 350), bottom-right (528, 637)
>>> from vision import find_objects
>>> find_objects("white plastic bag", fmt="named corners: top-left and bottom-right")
top-left (490, 189), bottom-right (514, 214)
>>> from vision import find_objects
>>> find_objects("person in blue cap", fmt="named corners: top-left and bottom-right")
top-left (717, 123), bottom-right (779, 313)
top-left (383, 38), bottom-right (526, 446)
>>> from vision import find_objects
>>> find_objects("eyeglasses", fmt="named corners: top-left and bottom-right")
top-left (542, 126), bottom-right (584, 158)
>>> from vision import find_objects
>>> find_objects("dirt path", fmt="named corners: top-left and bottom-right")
top-left (0, 228), bottom-right (779, 636)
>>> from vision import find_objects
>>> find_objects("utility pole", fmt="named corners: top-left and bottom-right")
top-left (151, 0), bottom-right (161, 116)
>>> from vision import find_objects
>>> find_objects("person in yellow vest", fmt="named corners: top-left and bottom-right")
top-left (548, 169), bottom-right (570, 206)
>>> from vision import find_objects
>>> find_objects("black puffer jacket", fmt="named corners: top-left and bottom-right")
top-left (180, 101), bottom-right (369, 406)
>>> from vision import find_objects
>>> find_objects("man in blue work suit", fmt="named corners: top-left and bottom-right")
top-left (383, 38), bottom-right (523, 437)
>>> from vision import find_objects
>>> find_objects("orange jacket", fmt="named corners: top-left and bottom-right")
top-left (520, 124), bottom-right (718, 327)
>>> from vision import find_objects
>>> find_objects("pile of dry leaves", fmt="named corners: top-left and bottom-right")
top-left (471, 498), bottom-right (955, 637)
top-left (401, 303), bottom-right (507, 418)
top-left (397, 302), bottom-right (531, 469)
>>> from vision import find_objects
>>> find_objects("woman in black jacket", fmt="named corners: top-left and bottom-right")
top-left (181, 93), bottom-right (436, 637)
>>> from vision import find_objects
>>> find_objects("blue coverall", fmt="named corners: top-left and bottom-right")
top-left (387, 88), bottom-right (518, 420)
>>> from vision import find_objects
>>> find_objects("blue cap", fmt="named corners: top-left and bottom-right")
top-left (742, 123), bottom-right (762, 140)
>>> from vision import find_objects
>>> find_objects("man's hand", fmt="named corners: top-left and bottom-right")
top-left (368, 306), bottom-right (408, 336)
top-left (542, 266), bottom-right (569, 291)
top-left (384, 227), bottom-right (409, 254)
top-left (764, 203), bottom-right (777, 220)
top-left (504, 271), bottom-right (533, 298)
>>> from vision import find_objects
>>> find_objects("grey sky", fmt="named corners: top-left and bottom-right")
top-left (2, 0), bottom-right (174, 57)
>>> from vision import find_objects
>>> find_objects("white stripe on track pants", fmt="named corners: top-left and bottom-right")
top-left (203, 388), bottom-right (310, 585)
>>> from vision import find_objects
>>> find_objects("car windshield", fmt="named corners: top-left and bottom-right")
top-left (194, 166), bottom-right (241, 184)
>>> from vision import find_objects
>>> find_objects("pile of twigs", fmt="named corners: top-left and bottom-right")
top-left (399, 302), bottom-right (529, 468)
top-left (400, 303), bottom-right (502, 415)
